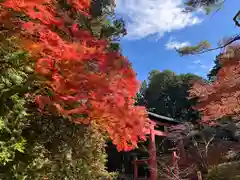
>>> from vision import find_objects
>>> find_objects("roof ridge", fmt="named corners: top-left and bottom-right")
top-left (147, 111), bottom-right (180, 123)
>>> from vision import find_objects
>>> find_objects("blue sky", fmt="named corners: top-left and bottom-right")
top-left (115, 0), bottom-right (239, 81)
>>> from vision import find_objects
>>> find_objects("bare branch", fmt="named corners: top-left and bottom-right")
top-left (205, 134), bottom-right (215, 156)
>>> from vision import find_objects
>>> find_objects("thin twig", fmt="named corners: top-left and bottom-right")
top-left (205, 134), bottom-right (215, 156)
top-left (210, 0), bottom-right (226, 19)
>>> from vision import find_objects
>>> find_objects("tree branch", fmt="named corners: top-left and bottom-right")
top-left (195, 11), bottom-right (240, 54)
top-left (210, 0), bottom-right (226, 19)
top-left (205, 134), bottom-right (215, 156)
top-left (233, 10), bottom-right (240, 27)
top-left (185, 35), bottom-right (240, 55)
top-left (177, 8), bottom-right (240, 56)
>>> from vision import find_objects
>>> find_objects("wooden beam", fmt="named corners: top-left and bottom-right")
top-left (154, 120), bottom-right (173, 127)
top-left (133, 159), bottom-right (148, 164)
top-left (144, 126), bottom-right (167, 136)
top-left (153, 130), bottom-right (167, 137)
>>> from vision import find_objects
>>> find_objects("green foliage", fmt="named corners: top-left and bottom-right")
top-left (100, 19), bottom-right (126, 41)
top-left (206, 161), bottom-right (240, 180)
top-left (177, 40), bottom-right (211, 56)
top-left (136, 70), bottom-right (203, 122)
top-left (90, 0), bottom-right (116, 17)
top-left (57, 0), bottom-right (125, 51)
top-left (90, 0), bottom-right (126, 52)
top-left (135, 80), bottom-right (147, 106)
top-left (207, 53), bottom-right (222, 81)
top-left (0, 114), bottom-right (116, 180)
top-left (0, 34), bottom-right (33, 165)
top-left (184, 0), bottom-right (225, 14)
top-left (74, 0), bottom-right (126, 50)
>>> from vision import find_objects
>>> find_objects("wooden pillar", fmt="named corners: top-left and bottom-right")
top-left (148, 127), bottom-right (157, 180)
top-left (172, 151), bottom-right (179, 178)
top-left (178, 139), bottom-right (186, 162)
top-left (133, 161), bottom-right (138, 180)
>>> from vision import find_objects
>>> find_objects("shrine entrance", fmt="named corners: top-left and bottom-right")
top-left (106, 112), bottom-right (181, 180)
top-left (133, 112), bottom-right (180, 180)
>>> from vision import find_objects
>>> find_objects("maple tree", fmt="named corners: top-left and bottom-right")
top-left (188, 44), bottom-right (240, 122)
top-left (0, 0), bottom-right (149, 151)
top-left (175, 0), bottom-right (240, 124)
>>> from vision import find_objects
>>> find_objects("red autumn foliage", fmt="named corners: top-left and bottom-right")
top-left (189, 44), bottom-right (240, 122)
top-left (0, 0), bottom-right (150, 151)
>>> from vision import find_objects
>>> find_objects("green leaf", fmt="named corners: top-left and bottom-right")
top-left (0, 147), bottom-right (12, 164)
top-left (0, 117), bottom-right (5, 130)
top-left (13, 137), bottom-right (26, 153)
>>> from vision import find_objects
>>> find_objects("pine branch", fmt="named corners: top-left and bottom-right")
top-left (177, 35), bottom-right (240, 55)
top-left (195, 35), bottom-right (240, 54)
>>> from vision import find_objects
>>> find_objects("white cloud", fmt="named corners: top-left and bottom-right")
top-left (193, 59), bottom-right (201, 64)
top-left (165, 38), bottom-right (190, 50)
top-left (200, 64), bottom-right (208, 69)
top-left (188, 60), bottom-right (214, 71)
top-left (116, 0), bottom-right (202, 39)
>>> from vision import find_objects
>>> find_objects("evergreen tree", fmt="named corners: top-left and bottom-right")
top-left (136, 70), bottom-right (203, 122)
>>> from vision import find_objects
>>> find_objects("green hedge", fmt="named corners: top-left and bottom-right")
top-left (206, 161), bottom-right (240, 180)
